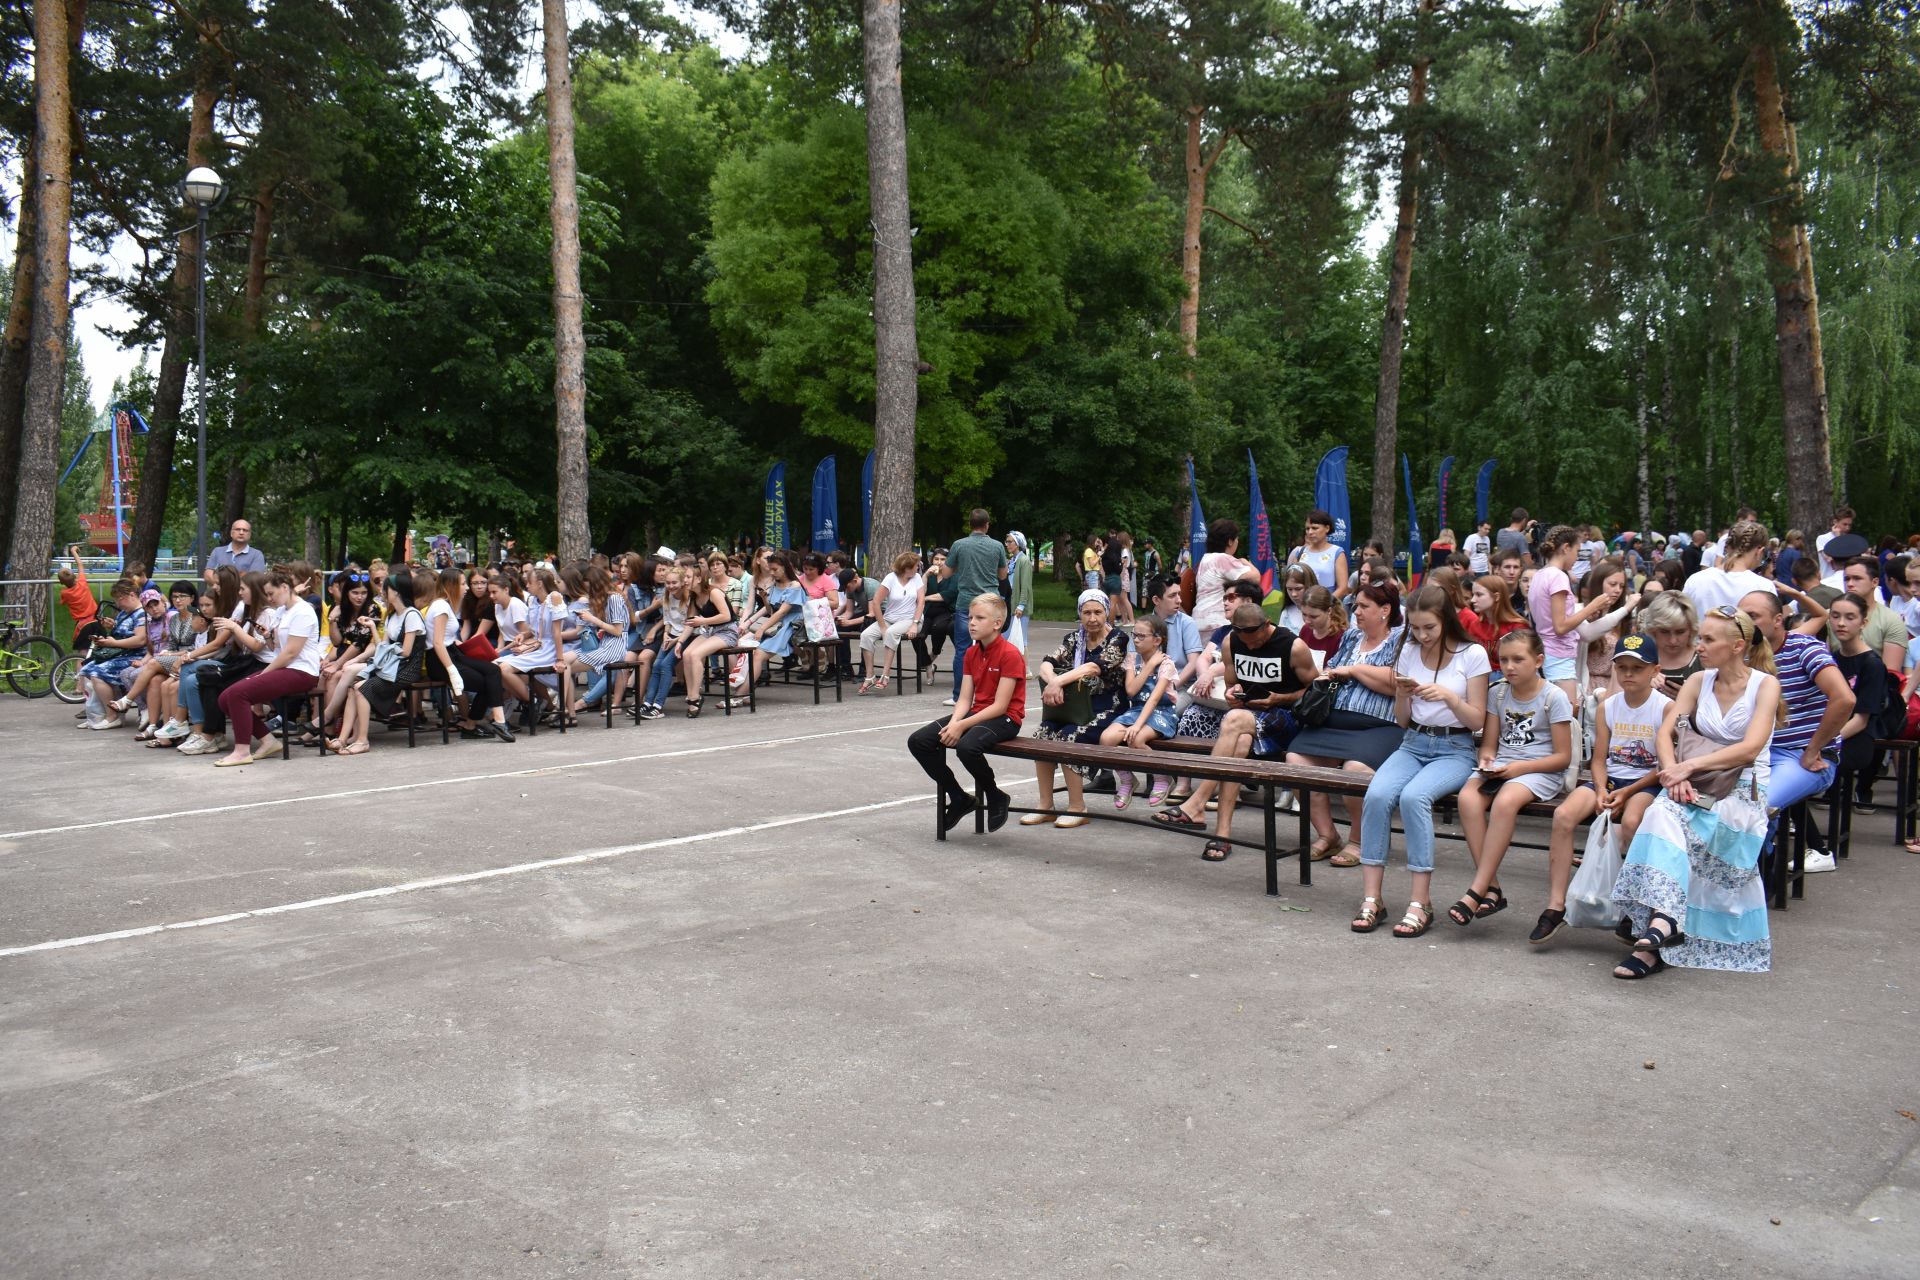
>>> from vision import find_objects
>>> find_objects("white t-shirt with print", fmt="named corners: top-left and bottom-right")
top-left (1600, 687), bottom-right (1673, 781)
top-left (1395, 640), bottom-right (1491, 728)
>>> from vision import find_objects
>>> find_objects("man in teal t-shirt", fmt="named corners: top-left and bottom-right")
top-left (936, 508), bottom-right (1009, 703)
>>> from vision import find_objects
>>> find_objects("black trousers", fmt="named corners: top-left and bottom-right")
top-left (908, 715), bottom-right (1019, 801)
top-left (436, 650), bottom-right (503, 719)
top-left (197, 659), bottom-right (266, 735)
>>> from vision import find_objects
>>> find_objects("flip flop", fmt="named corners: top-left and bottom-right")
top-left (1200, 839), bottom-right (1232, 862)
top-left (1152, 809), bottom-right (1205, 830)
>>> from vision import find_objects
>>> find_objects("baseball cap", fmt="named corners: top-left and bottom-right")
top-left (1612, 632), bottom-right (1658, 664)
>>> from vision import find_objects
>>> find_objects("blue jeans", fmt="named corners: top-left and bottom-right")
top-left (950, 605), bottom-right (973, 698)
top-left (1360, 730), bottom-right (1478, 873)
top-left (1763, 747), bottom-right (1836, 857)
top-left (644, 650), bottom-right (678, 705)
top-left (179, 659), bottom-right (213, 724)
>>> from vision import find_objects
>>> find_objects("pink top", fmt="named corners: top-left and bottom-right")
top-left (1528, 565), bottom-right (1579, 660)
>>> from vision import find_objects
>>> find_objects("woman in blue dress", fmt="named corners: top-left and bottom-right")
top-left (80, 579), bottom-right (149, 729)
top-left (747, 550), bottom-right (807, 685)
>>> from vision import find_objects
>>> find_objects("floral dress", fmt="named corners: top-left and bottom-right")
top-left (79, 607), bottom-right (143, 688)
top-left (1033, 626), bottom-right (1132, 759)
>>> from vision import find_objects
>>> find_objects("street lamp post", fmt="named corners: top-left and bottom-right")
top-left (180, 165), bottom-right (226, 571)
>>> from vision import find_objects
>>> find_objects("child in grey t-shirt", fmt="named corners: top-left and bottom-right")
top-left (1451, 630), bottom-right (1578, 927)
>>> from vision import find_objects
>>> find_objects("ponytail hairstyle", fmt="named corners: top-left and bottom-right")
top-left (1542, 524), bottom-right (1580, 556)
top-left (1301, 585), bottom-right (1348, 634)
top-left (1133, 610), bottom-right (1168, 654)
top-left (530, 566), bottom-right (564, 601)
top-left (1724, 520), bottom-right (1769, 563)
top-left (1405, 584), bottom-right (1473, 656)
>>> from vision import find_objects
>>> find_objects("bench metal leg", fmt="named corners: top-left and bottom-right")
top-left (1297, 791), bottom-right (1314, 887)
top-left (1263, 783), bottom-right (1279, 896)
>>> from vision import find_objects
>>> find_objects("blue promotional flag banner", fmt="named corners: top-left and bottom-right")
top-left (1402, 454), bottom-right (1424, 577)
top-left (1187, 457), bottom-right (1207, 570)
top-left (1312, 446), bottom-right (1352, 558)
top-left (1475, 458), bottom-right (1498, 528)
top-left (859, 450), bottom-right (875, 571)
top-left (1435, 455), bottom-right (1455, 534)
top-left (811, 456), bottom-right (839, 553)
top-left (763, 462), bottom-right (788, 550)
top-left (1247, 449), bottom-right (1279, 599)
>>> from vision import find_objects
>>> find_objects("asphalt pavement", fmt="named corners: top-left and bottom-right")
top-left (1, 635), bottom-right (1915, 1278)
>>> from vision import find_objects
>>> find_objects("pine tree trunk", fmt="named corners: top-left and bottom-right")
top-left (0, 141), bottom-right (36, 559)
top-left (3, 0), bottom-right (75, 612)
top-left (128, 42), bottom-right (220, 569)
top-left (1661, 355), bottom-right (1682, 532)
top-left (1634, 332), bottom-right (1651, 535)
top-left (390, 505), bottom-right (410, 566)
top-left (218, 177), bottom-right (275, 551)
top-left (862, 0), bottom-right (917, 572)
top-left (1173, 107), bottom-right (1227, 550)
top-left (1727, 327), bottom-right (1743, 513)
top-left (1751, 36), bottom-right (1834, 535)
top-left (1696, 343), bottom-right (1713, 533)
top-left (1370, 0), bottom-right (1434, 550)
top-left (223, 464), bottom-right (247, 530)
top-left (543, 0), bottom-right (590, 564)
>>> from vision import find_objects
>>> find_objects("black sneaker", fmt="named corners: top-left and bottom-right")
top-left (940, 794), bottom-right (974, 833)
top-left (1528, 908), bottom-right (1566, 944)
top-left (1855, 801), bottom-right (1879, 815)
top-left (986, 791), bottom-right (1011, 832)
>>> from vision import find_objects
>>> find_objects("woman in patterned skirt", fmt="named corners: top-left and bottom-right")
top-left (1022, 590), bottom-right (1131, 829)
top-left (1610, 606), bottom-right (1783, 979)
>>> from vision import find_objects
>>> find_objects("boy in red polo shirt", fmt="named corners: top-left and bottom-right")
top-left (908, 594), bottom-right (1026, 832)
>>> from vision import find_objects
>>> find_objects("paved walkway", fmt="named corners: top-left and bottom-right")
top-left (0, 662), bottom-right (1914, 1277)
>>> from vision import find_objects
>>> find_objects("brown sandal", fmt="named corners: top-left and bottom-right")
top-left (1328, 843), bottom-right (1363, 868)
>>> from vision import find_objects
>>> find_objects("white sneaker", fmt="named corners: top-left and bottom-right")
top-left (158, 719), bottom-right (190, 740)
top-left (137, 708), bottom-right (152, 729)
top-left (212, 734), bottom-right (233, 751)
top-left (1803, 849), bottom-right (1837, 874)
top-left (942, 697), bottom-right (958, 707)
top-left (177, 734), bottom-right (215, 755)
top-left (87, 715), bottom-right (124, 730)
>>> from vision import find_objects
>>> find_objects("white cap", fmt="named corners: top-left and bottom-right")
top-left (655, 545), bottom-right (675, 560)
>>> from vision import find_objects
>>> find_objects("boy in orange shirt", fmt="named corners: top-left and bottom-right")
top-left (59, 544), bottom-right (104, 649)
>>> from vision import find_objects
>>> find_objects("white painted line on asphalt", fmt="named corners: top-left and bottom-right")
top-left (0, 781), bottom-right (1036, 959)
top-left (0, 718), bottom-right (930, 842)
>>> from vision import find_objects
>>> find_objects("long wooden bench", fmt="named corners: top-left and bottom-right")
top-left (957, 737), bottom-right (1368, 895)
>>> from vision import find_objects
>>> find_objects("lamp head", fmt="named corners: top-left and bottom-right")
top-left (181, 166), bottom-right (224, 207)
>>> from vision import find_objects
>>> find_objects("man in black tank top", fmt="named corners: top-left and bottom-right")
top-left (1156, 602), bottom-right (1321, 861)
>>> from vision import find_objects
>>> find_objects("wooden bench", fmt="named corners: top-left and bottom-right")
top-left (956, 737), bottom-right (1370, 895)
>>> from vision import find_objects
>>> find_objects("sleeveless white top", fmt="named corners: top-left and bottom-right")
top-left (1295, 543), bottom-right (1341, 590)
top-left (1694, 667), bottom-right (1775, 788)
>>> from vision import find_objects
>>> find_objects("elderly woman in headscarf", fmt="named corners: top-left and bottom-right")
top-left (1022, 589), bottom-right (1132, 829)
top-left (1004, 530), bottom-right (1034, 652)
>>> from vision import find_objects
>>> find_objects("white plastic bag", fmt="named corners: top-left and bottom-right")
top-left (801, 596), bottom-right (837, 642)
top-left (1565, 812), bottom-right (1624, 929)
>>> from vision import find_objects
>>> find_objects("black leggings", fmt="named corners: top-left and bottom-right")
top-left (196, 660), bottom-right (266, 735)
top-left (433, 651), bottom-right (503, 719)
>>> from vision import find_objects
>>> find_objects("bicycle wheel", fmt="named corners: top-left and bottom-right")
top-left (50, 653), bottom-right (86, 703)
top-left (6, 634), bottom-right (66, 698)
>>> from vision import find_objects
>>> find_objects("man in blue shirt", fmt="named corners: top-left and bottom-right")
top-left (1148, 574), bottom-right (1203, 685)
top-left (204, 517), bottom-right (267, 581)
top-left (931, 508), bottom-right (1009, 705)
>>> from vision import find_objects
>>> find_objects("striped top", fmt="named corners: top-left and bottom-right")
top-left (1773, 631), bottom-right (1838, 756)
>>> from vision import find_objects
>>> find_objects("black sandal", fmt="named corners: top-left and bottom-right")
top-left (1475, 886), bottom-right (1508, 918)
top-left (685, 699), bottom-right (702, 719)
top-left (1614, 915), bottom-right (1639, 945)
top-left (1448, 888), bottom-right (1492, 927)
top-left (1528, 908), bottom-right (1567, 944)
top-left (1613, 952), bottom-right (1668, 980)
top-left (1632, 910), bottom-right (1687, 951)
top-left (1200, 839), bottom-right (1232, 862)
top-left (1153, 809), bottom-right (1206, 830)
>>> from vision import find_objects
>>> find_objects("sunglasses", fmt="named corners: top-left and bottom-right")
top-left (1232, 624), bottom-right (1267, 636)
top-left (346, 573), bottom-right (369, 583)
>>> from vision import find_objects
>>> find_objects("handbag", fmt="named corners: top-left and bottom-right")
top-left (801, 596), bottom-right (837, 643)
top-left (1674, 717), bottom-right (1742, 801)
top-left (1295, 678), bottom-right (1338, 728)
top-left (1041, 678), bottom-right (1096, 726)
top-left (368, 610), bottom-right (426, 685)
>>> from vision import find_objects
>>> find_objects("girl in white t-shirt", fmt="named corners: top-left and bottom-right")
top-left (212, 570), bottom-right (322, 767)
top-left (858, 552), bottom-right (926, 693)
top-left (1352, 585), bottom-right (1489, 939)
top-left (1451, 629), bottom-right (1574, 927)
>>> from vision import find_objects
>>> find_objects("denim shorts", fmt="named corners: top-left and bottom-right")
top-left (1544, 656), bottom-right (1577, 681)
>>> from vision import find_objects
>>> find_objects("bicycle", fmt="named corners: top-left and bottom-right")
top-left (0, 609), bottom-right (66, 698)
